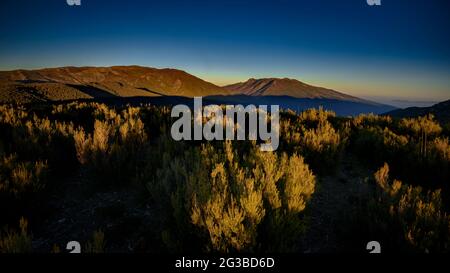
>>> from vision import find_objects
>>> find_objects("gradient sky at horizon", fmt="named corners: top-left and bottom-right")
top-left (0, 0), bottom-right (449, 105)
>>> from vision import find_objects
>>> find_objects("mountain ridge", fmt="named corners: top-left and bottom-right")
top-left (0, 66), bottom-right (227, 101)
top-left (385, 99), bottom-right (450, 124)
top-left (0, 65), bottom-right (396, 115)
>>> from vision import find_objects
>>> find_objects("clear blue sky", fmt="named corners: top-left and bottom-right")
top-left (0, 0), bottom-right (449, 104)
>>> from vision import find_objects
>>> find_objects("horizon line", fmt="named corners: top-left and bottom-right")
top-left (1, 64), bottom-right (448, 105)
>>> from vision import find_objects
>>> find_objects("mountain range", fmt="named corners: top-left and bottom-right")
top-left (0, 65), bottom-right (396, 115)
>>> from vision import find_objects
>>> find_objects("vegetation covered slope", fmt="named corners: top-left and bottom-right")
top-left (0, 66), bottom-right (228, 103)
top-left (0, 101), bottom-right (448, 253)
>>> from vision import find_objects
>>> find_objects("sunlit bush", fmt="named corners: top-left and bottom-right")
top-left (0, 154), bottom-right (48, 197)
top-left (280, 108), bottom-right (344, 174)
top-left (373, 163), bottom-right (450, 252)
top-left (147, 141), bottom-right (316, 252)
top-left (300, 119), bottom-right (342, 173)
top-left (73, 106), bottom-right (148, 185)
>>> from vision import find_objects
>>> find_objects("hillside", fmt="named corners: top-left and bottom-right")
top-left (0, 66), bottom-right (227, 103)
top-left (385, 99), bottom-right (450, 124)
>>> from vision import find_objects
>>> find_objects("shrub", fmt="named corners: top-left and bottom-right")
top-left (426, 137), bottom-right (450, 183)
top-left (280, 108), bottom-right (344, 174)
top-left (352, 113), bottom-right (393, 129)
top-left (0, 154), bottom-right (48, 225)
top-left (73, 106), bottom-right (148, 185)
top-left (0, 217), bottom-right (32, 253)
top-left (148, 141), bottom-right (316, 253)
top-left (399, 115), bottom-right (442, 161)
top-left (299, 108), bottom-right (335, 128)
top-left (0, 154), bottom-right (48, 197)
top-left (351, 124), bottom-right (409, 166)
top-left (300, 119), bottom-right (342, 173)
top-left (85, 230), bottom-right (106, 253)
top-left (0, 105), bottom-right (78, 174)
top-left (373, 163), bottom-right (450, 252)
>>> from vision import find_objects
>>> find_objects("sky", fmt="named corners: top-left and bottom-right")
top-left (0, 0), bottom-right (449, 106)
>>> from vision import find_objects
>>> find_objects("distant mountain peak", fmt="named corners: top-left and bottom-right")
top-left (223, 77), bottom-right (362, 102)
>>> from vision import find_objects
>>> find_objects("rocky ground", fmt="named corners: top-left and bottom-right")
top-left (302, 153), bottom-right (373, 253)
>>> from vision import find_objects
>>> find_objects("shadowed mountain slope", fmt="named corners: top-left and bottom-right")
top-left (385, 99), bottom-right (450, 124)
